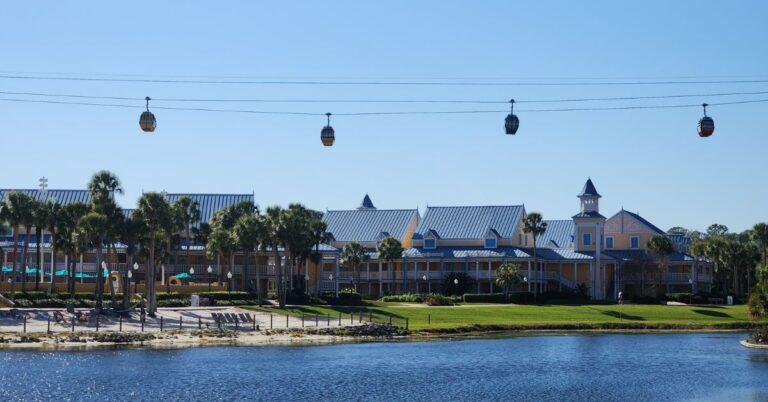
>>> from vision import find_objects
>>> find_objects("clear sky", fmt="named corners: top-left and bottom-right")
top-left (1, 1), bottom-right (766, 233)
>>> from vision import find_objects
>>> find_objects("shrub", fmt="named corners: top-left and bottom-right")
top-left (267, 291), bottom-right (279, 300)
top-left (463, 293), bottom-right (507, 303)
top-left (541, 291), bottom-right (591, 304)
top-left (157, 299), bottom-right (188, 308)
top-left (322, 288), bottom-right (363, 306)
top-left (380, 293), bottom-right (425, 303)
top-left (748, 326), bottom-right (768, 345)
top-left (424, 294), bottom-right (453, 306)
top-left (632, 295), bottom-right (661, 304)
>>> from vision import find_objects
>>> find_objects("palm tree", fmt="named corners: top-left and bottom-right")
top-left (2, 193), bottom-right (37, 296)
top-left (206, 228), bottom-right (235, 291)
top-left (119, 215), bottom-right (144, 309)
top-left (56, 202), bottom-right (88, 296)
top-left (77, 211), bottom-right (109, 312)
top-left (31, 200), bottom-right (51, 291)
top-left (341, 242), bottom-right (369, 292)
top-left (309, 219), bottom-right (332, 293)
top-left (87, 170), bottom-right (123, 203)
top-left (495, 262), bottom-right (522, 300)
top-left (523, 212), bottom-right (548, 298)
top-left (134, 192), bottom-right (173, 316)
top-left (172, 196), bottom-right (200, 268)
top-left (377, 236), bottom-right (403, 295)
top-left (647, 235), bottom-right (674, 298)
top-left (234, 212), bottom-right (265, 295)
top-left (263, 206), bottom-right (288, 307)
top-left (43, 200), bottom-right (63, 293)
top-left (87, 171), bottom-right (123, 308)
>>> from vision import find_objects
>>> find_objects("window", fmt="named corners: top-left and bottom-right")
top-left (583, 233), bottom-right (592, 246)
top-left (484, 237), bottom-right (497, 249)
top-left (605, 236), bottom-right (614, 249)
top-left (424, 238), bottom-right (436, 249)
top-left (518, 234), bottom-right (522, 244)
top-left (630, 236), bottom-right (640, 249)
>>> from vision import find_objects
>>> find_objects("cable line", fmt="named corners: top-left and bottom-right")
top-left (3, 89), bottom-right (768, 105)
top-left (3, 74), bottom-right (768, 86)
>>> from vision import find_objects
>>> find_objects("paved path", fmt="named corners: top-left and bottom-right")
top-left (0, 307), bottom-right (352, 333)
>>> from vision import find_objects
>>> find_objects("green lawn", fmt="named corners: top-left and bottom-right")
top-left (244, 302), bottom-right (758, 332)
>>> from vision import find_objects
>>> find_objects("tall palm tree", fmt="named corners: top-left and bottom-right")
top-left (647, 235), bottom-right (674, 298)
top-left (206, 228), bottom-right (235, 290)
top-left (523, 212), bottom-right (547, 297)
top-left (309, 219), bottom-right (331, 293)
top-left (32, 200), bottom-right (50, 291)
top-left (172, 196), bottom-right (200, 268)
top-left (341, 242), bottom-right (369, 292)
top-left (88, 170), bottom-right (124, 203)
top-left (56, 202), bottom-right (88, 296)
top-left (1, 193), bottom-right (28, 298)
top-left (77, 211), bottom-right (109, 311)
top-left (119, 215), bottom-right (144, 309)
top-left (263, 206), bottom-right (288, 307)
top-left (234, 212), bottom-right (265, 295)
top-left (377, 236), bottom-right (403, 295)
top-left (134, 192), bottom-right (172, 316)
top-left (495, 262), bottom-right (522, 300)
top-left (43, 200), bottom-right (63, 293)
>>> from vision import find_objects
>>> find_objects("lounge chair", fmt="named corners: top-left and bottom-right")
top-left (224, 313), bottom-right (236, 323)
top-left (239, 313), bottom-right (252, 323)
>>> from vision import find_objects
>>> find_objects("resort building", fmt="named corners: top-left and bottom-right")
top-left (0, 180), bottom-right (712, 300)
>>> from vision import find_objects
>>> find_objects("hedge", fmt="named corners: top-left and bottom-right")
top-left (463, 293), bottom-right (508, 303)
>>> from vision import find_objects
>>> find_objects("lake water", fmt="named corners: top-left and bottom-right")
top-left (1, 333), bottom-right (767, 401)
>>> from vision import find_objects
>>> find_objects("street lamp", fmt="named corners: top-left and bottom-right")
top-left (207, 266), bottom-right (213, 292)
top-left (688, 277), bottom-right (694, 305)
top-left (127, 269), bottom-right (133, 297)
top-left (422, 274), bottom-right (427, 294)
top-left (227, 271), bottom-right (233, 293)
top-left (132, 262), bottom-right (139, 294)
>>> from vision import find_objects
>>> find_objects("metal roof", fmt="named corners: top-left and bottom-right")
top-left (572, 211), bottom-right (606, 219)
top-left (534, 248), bottom-right (604, 261)
top-left (403, 246), bottom-right (530, 259)
top-left (622, 210), bottom-right (665, 235)
top-left (358, 194), bottom-right (376, 210)
top-left (323, 208), bottom-right (419, 243)
top-left (538, 220), bottom-right (574, 249)
top-left (605, 249), bottom-right (695, 262)
top-left (414, 205), bottom-right (524, 240)
top-left (0, 189), bottom-right (91, 205)
top-left (667, 234), bottom-right (692, 245)
top-left (578, 178), bottom-right (601, 198)
top-left (164, 193), bottom-right (254, 225)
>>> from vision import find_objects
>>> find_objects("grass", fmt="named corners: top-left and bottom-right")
top-left (244, 301), bottom-right (760, 332)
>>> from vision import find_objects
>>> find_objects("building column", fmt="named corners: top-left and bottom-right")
top-left (334, 255), bottom-right (340, 297)
top-left (527, 260), bottom-right (532, 292)
top-left (79, 254), bottom-right (84, 284)
top-left (378, 261), bottom-right (383, 296)
top-left (574, 263), bottom-right (578, 288)
top-left (367, 262), bottom-right (371, 296)
top-left (427, 260), bottom-right (431, 293)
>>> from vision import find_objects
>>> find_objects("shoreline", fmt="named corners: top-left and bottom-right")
top-left (0, 325), bottom-right (756, 351)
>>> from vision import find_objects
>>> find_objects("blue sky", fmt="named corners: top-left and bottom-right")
top-left (1, 1), bottom-right (766, 233)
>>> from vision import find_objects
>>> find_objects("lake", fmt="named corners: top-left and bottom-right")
top-left (1, 333), bottom-right (767, 401)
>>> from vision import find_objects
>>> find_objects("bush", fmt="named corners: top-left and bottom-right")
top-left (541, 291), bottom-right (591, 304)
top-left (322, 288), bottom-right (363, 306)
top-left (748, 326), bottom-right (768, 345)
top-left (424, 294), bottom-right (453, 306)
top-left (267, 291), bottom-right (278, 300)
top-left (463, 293), bottom-right (507, 303)
top-left (157, 298), bottom-right (188, 308)
top-left (632, 295), bottom-right (661, 304)
top-left (379, 293), bottom-right (425, 303)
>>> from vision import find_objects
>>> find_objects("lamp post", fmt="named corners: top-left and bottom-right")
top-left (422, 274), bottom-right (427, 294)
top-left (688, 277), bottom-right (694, 305)
top-left (304, 274), bottom-right (309, 296)
top-left (127, 270), bottom-right (133, 298)
top-left (133, 262), bottom-right (140, 295)
top-left (329, 274), bottom-right (337, 297)
top-left (227, 271), bottom-right (233, 293)
top-left (189, 267), bottom-right (195, 288)
top-left (207, 266), bottom-right (213, 292)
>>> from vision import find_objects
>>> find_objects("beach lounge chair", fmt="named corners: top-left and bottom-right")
top-left (224, 313), bottom-right (236, 323)
top-left (211, 313), bottom-right (221, 323)
top-left (239, 313), bottom-right (251, 323)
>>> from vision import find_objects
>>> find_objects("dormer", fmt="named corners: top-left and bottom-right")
top-left (423, 229), bottom-right (440, 249)
top-left (484, 228), bottom-right (500, 249)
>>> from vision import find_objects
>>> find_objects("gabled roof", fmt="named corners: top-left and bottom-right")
top-left (622, 210), bottom-right (665, 235)
top-left (537, 220), bottom-right (574, 249)
top-left (323, 208), bottom-right (419, 243)
top-left (414, 205), bottom-right (524, 240)
top-left (605, 249), bottom-right (695, 262)
top-left (572, 211), bottom-right (606, 219)
top-left (0, 189), bottom-right (91, 205)
top-left (358, 194), bottom-right (376, 210)
top-left (578, 178), bottom-right (601, 198)
top-left (667, 234), bottom-right (692, 246)
top-left (164, 193), bottom-right (254, 225)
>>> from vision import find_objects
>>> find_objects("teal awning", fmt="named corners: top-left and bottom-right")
top-left (174, 273), bottom-right (192, 279)
top-left (25, 268), bottom-right (40, 274)
top-left (44, 269), bottom-right (70, 277)
top-left (1, 267), bottom-right (12, 273)
top-left (75, 272), bottom-right (96, 279)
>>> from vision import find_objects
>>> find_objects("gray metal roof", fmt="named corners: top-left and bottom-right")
top-left (538, 220), bottom-right (574, 249)
top-left (403, 246), bottom-right (530, 259)
top-left (414, 205), bottom-right (524, 240)
top-left (164, 193), bottom-right (254, 225)
top-left (572, 210), bottom-right (606, 219)
top-left (0, 189), bottom-right (91, 205)
top-left (604, 249), bottom-right (695, 262)
top-left (323, 208), bottom-right (419, 243)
